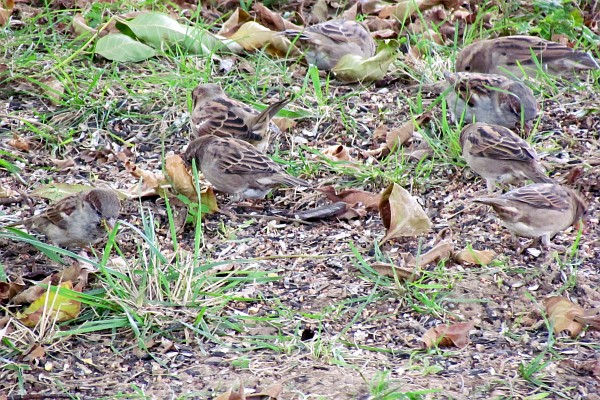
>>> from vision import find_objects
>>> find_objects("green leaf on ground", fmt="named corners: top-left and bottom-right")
top-left (95, 33), bottom-right (156, 62)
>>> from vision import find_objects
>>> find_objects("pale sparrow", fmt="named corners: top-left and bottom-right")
top-left (444, 72), bottom-right (538, 129)
top-left (474, 183), bottom-right (587, 248)
top-left (461, 122), bottom-right (554, 193)
top-left (282, 19), bottom-right (376, 71)
top-left (184, 135), bottom-right (310, 201)
top-left (6, 188), bottom-right (121, 248)
top-left (190, 83), bottom-right (290, 153)
top-left (456, 35), bottom-right (600, 78)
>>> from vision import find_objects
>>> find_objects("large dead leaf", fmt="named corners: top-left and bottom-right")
top-left (453, 248), bottom-right (496, 266)
top-left (415, 240), bottom-right (453, 267)
top-left (332, 41), bottom-right (399, 83)
top-left (544, 296), bottom-right (585, 338)
top-left (322, 144), bottom-right (352, 162)
top-left (0, 280), bottom-right (26, 301)
top-left (252, 3), bottom-right (302, 31)
top-left (165, 154), bottom-right (198, 200)
top-left (124, 160), bottom-right (167, 198)
top-left (318, 186), bottom-right (381, 210)
top-left (422, 322), bottom-right (473, 349)
top-left (379, 183), bottom-right (431, 242)
top-left (228, 21), bottom-right (297, 57)
top-left (0, 0), bottom-right (13, 27)
top-left (17, 281), bottom-right (82, 327)
top-left (218, 7), bottom-right (252, 36)
top-left (379, 0), bottom-right (461, 21)
top-left (371, 261), bottom-right (418, 282)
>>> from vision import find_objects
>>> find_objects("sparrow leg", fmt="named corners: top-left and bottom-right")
top-left (485, 178), bottom-right (497, 194)
top-left (541, 234), bottom-right (567, 252)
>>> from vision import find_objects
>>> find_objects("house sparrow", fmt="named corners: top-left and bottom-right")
top-left (473, 183), bottom-right (587, 248)
top-left (282, 19), bottom-right (376, 71)
top-left (444, 72), bottom-right (538, 130)
top-left (461, 122), bottom-right (554, 193)
top-left (456, 35), bottom-right (600, 78)
top-left (190, 83), bottom-right (290, 153)
top-left (184, 135), bottom-right (310, 201)
top-left (6, 188), bottom-right (121, 248)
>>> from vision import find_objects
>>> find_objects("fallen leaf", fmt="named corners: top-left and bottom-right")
top-left (23, 344), bottom-right (46, 362)
top-left (322, 144), bottom-right (352, 162)
top-left (252, 3), bottom-right (302, 31)
top-left (50, 157), bottom-right (75, 170)
top-left (379, 0), bottom-right (460, 21)
top-left (0, 0), bottom-right (13, 27)
top-left (379, 183), bottom-right (431, 242)
top-left (0, 281), bottom-right (26, 301)
top-left (332, 40), bottom-right (399, 83)
top-left (17, 281), bottom-right (82, 327)
top-left (30, 183), bottom-right (95, 201)
top-left (39, 77), bottom-right (64, 105)
top-left (422, 322), bottom-right (473, 349)
top-left (271, 116), bottom-right (296, 132)
top-left (165, 154), bottom-right (198, 201)
top-left (413, 240), bottom-right (453, 267)
top-left (71, 13), bottom-right (96, 36)
top-left (559, 359), bottom-right (600, 377)
top-left (318, 186), bottom-right (381, 210)
top-left (246, 383), bottom-right (282, 399)
top-left (453, 248), bottom-right (496, 266)
top-left (575, 307), bottom-right (600, 330)
top-left (8, 134), bottom-right (30, 151)
top-left (218, 7), bottom-right (252, 36)
top-left (371, 261), bottom-right (418, 282)
top-left (125, 160), bottom-right (167, 198)
top-left (544, 296), bottom-right (585, 338)
top-left (229, 21), bottom-right (298, 57)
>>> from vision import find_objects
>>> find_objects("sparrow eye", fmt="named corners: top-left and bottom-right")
top-left (464, 65), bottom-right (471, 71)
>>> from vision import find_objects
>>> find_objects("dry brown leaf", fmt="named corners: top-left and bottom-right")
top-left (371, 262), bottom-right (417, 282)
top-left (247, 383), bottom-right (283, 399)
top-left (8, 134), bottom-right (30, 151)
top-left (0, 281), bottom-right (26, 301)
top-left (422, 322), bottom-right (473, 349)
top-left (215, 383), bottom-right (245, 400)
top-left (413, 240), bottom-right (453, 267)
top-left (0, 0), bottom-right (14, 27)
top-left (50, 157), bottom-right (75, 170)
top-left (23, 344), bottom-right (46, 362)
top-left (322, 144), bottom-right (352, 162)
top-left (12, 276), bottom-right (51, 305)
top-left (379, 0), bottom-right (460, 21)
top-left (312, 0), bottom-right (329, 23)
top-left (332, 41), bottom-right (398, 83)
top-left (229, 21), bottom-right (297, 57)
top-left (218, 7), bottom-right (252, 36)
top-left (360, 0), bottom-right (386, 14)
top-left (559, 359), bottom-right (600, 377)
top-left (252, 3), bottom-right (301, 31)
top-left (544, 296), bottom-right (585, 338)
top-left (318, 186), bottom-right (381, 210)
top-left (453, 248), bottom-right (496, 266)
top-left (124, 160), bottom-right (167, 198)
top-left (575, 307), bottom-right (600, 330)
top-left (379, 183), bottom-right (431, 242)
top-left (271, 116), bottom-right (296, 132)
top-left (165, 154), bottom-right (198, 201)
top-left (385, 120), bottom-right (414, 151)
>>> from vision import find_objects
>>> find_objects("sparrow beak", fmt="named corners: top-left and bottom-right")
top-left (102, 218), bottom-right (117, 231)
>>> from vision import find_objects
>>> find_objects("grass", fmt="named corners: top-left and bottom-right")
top-left (1, 0), bottom-right (599, 398)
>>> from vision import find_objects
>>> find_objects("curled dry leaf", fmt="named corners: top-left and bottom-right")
top-left (271, 116), bottom-right (296, 132)
top-left (71, 13), bottom-right (96, 36)
top-left (422, 321), bottom-right (473, 349)
top-left (371, 262), bottom-right (418, 282)
top-left (50, 157), bottom-right (75, 170)
top-left (252, 3), bottom-right (302, 31)
top-left (453, 248), bottom-right (496, 266)
top-left (332, 41), bottom-right (398, 83)
top-left (23, 344), bottom-right (46, 362)
top-left (318, 186), bottom-right (381, 210)
top-left (39, 77), bottom-right (64, 105)
top-left (217, 7), bottom-right (252, 36)
top-left (577, 308), bottom-right (600, 330)
top-left (544, 296), bottom-right (585, 338)
top-left (414, 240), bottom-right (453, 267)
top-left (322, 144), bottom-right (352, 162)
top-left (165, 154), bottom-right (198, 201)
top-left (124, 160), bottom-right (167, 198)
top-left (379, 0), bottom-right (461, 21)
top-left (293, 201), bottom-right (347, 221)
top-left (0, 281), bottom-right (26, 301)
top-left (0, 0), bottom-right (13, 27)
top-left (8, 134), bottom-right (30, 151)
top-left (379, 183), bottom-right (432, 242)
top-left (229, 21), bottom-right (298, 57)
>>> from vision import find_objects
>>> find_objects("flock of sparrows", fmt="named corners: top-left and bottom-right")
top-left (4, 19), bottom-right (598, 252)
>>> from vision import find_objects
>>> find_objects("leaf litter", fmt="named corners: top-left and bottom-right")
top-left (0, 0), bottom-right (599, 398)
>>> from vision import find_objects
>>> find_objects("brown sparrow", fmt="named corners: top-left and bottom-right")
top-left (474, 183), bottom-right (587, 248)
top-left (461, 122), bottom-right (554, 193)
top-left (456, 35), bottom-right (600, 78)
top-left (444, 72), bottom-right (538, 130)
top-left (190, 83), bottom-right (290, 153)
top-left (184, 135), bottom-right (310, 201)
top-left (6, 188), bottom-right (121, 248)
top-left (282, 19), bottom-right (376, 71)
